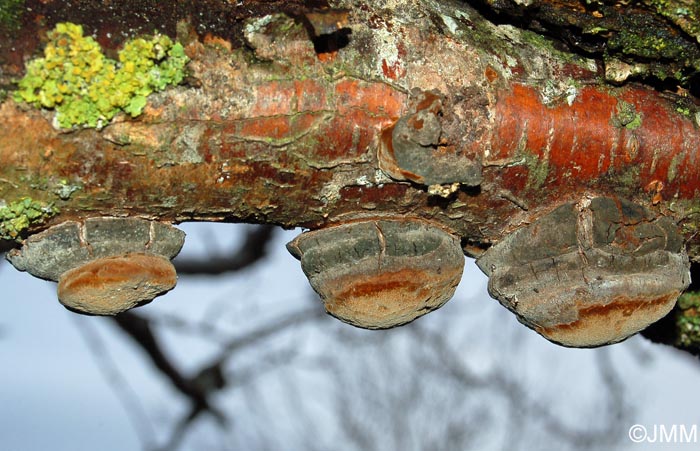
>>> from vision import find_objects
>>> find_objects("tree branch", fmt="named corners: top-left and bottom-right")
top-left (173, 225), bottom-right (276, 275)
top-left (2, 1), bottom-right (700, 255)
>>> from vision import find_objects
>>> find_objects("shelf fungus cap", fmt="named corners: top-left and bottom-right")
top-left (378, 90), bottom-right (482, 187)
top-left (287, 219), bottom-right (464, 329)
top-left (7, 217), bottom-right (185, 315)
top-left (476, 197), bottom-right (691, 347)
top-left (58, 253), bottom-right (177, 315)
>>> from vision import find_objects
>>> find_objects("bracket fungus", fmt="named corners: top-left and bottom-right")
top-left (476, 197), bottom-right (691, 347)
top-left (7, 217), bottom-right (185, 315)
top-left (287, 219), bottom-right (464, 329)
top-left (378, 90), bottom-right (482, 189)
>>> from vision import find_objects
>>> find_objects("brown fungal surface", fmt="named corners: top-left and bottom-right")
top-left (7, 217), bottom-right (185, 315)
top-left (536, 294), bottom-right (680, 348)
top-left (57, 253), bottom-right (177, 315)
top-left (378, 90), bottom-right (482, 187)
top-left (287, 219), bottom-right (465, 329)
top-left (7, 217), bottom-right (185, 281)
top-left (476, 197), bottom-right (691, 347)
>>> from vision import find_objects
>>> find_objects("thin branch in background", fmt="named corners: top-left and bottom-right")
top-left (174, 225), bottom-right (276, 275)
top-left (329, 361), bottom-right (379, 451)
top-left (412, 323), bottom-right (629, 448)
top-left (71, 316), bottom-right (156, 449)
top-left (111, 311), bottom-right (225, 420)
top-left (161, 305), bottom-right (323, 449)
top-left (595, 348), bottom-right (629, 421)
top-left (226, 345), bottom-right (301, 388)
top-left (623, 337), bottom-right (656, 367)
top-left (154, 413), bottom-right (192, 451)
top-left (152, 359), bottom-right (231, 451)
top-left (140, 311), bottom-right (231, 345)
top-left (110, 299), bottom-right (324, 450)
top-left (219, 305), bottom-right (322, 355)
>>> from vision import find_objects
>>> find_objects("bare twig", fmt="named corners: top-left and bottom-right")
top-left (174, 225), bottom-right (276, 275)
top-left (411, 324), bottom-right (629, 448)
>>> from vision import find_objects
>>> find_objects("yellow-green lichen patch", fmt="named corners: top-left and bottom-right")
top-left (0, 197), bottom-right (57, 241)
top-left (612, 100), bottom-right (642, 130)
top-left (13, 22), bottom-right (189, 129)
top-left (519, 149), bottom-right (550, 189)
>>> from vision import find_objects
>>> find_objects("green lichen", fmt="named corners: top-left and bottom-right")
top-left (610, 30), bottom-right (681, 60)
top-left (0, 198), bottom-right (57, 241)
top-left (520, 150), bottom-right (550, 189)
top-left (612, 100), bottom-right (642, 130)
top-left (13, 22), bottom-right (189, 129)
top-left (676, 106), bottom-right (693, 117)
top-left (625, 114), bottom-right (642, 130)
top-left (518, 27), bottom-right (590, 68)
top-left (674, 292), bottom-right (700, 350)
top-left (667, 152), bottom-right (683, 182)
top-left (53, 179), bottom-right (82, 200)
top-left (0, 0), bottom-right (23, 30)
top-left (608, 164), bottom-right (640, 192)
top-left (604, 11), bottom-right (700, 82)
top-left (642, 0), bottom-right (700, 44)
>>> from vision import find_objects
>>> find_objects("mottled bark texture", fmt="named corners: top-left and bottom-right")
top-left (3, 0), bottom-right (700, 349)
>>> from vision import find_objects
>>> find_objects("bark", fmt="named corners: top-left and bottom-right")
top-left (2, 0), bottom-right (700, 350)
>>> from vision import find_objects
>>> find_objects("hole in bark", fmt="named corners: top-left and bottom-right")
top-left (687, 262), bottom-right (700, 292)
top-left (312, 28), bottom-right (351, 55)
top-left (688, 74), bottom-right (700, 100)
